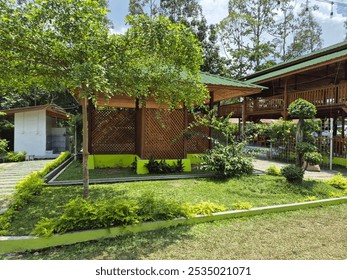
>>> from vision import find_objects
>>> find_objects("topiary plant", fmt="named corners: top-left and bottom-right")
top-left (303, 152), bottom-right (323, 170)
top-left (281, 164), bottom-right (305, 184)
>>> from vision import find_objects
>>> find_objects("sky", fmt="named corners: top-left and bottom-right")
top-left (107, 0), bottom-right (347, 48)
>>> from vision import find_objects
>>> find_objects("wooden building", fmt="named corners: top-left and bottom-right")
top-left (218, 41), bottom-right (347, 158)
top-left (87, 72), bottom-right (263, 173)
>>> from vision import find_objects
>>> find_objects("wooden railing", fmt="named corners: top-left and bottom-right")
top-left (219, 84), bottom-right (347, 117)
top-left (218, 103), bottom-right (242, 116)
top-left (246, 94), bottom-right (284, 113)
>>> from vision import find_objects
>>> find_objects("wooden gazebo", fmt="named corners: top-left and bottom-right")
top-left (86, 72), bottom-right (264, 173)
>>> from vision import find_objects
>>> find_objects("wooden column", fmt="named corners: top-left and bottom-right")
top-left (183, 106), bottom-right (188, 158)
top-left (209, 91), bottom-right (214, 149)
top-left (241, 97), bottom-right (247, 135)
top-left (283, 78), bottom-right (288, 120)
top-left (135, 106), bottom-right (146, 158)
top-left (342, 112), bottom-right (346, 139)
top-left (81, 96), bottom-right (89, 198)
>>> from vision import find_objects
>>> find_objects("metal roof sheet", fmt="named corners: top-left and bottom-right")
top-left (201, 72), bottom-right (266, 89)
top-left (246, 40), bottom-right (347, 81)
top-left (246, 49), bottom-right (347, 84)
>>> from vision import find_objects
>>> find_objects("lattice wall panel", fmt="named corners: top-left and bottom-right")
top-left (143, 109), bottom-right (185, 159)
top-left (186, 113), bottom-right (210, 153)
top-left (91, 108), bottom-right (136, 154)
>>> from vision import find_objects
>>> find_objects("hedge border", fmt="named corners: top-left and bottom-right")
top-left (0, 196), bottom-right (346, 254)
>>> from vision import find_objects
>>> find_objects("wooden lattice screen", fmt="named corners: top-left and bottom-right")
top-left (143, 109), bottom-right (185, 159)
top-left (90, 108), bottom-right (136, 154)
top-left (186, 113), bottom-right (210, 154)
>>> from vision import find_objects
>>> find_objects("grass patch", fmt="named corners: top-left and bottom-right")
top-left (55, 161), bottom-right (205, 181)
top-left (2, 204), bottom-right (347, 260)
top-left (3, 175), bottom-right (346, 236)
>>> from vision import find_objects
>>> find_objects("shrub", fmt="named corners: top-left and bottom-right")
top-left (265, 164), bottom-right (281, 176)
top-left (281, 164), bottom-right (305, 183)
top-left (38, 151), bottom-right (71, 176)
top-left (181, 202), bottom-right (226, 217)
top-left (303, 152), bottom-right (323, 166)
top-left (33, 192), bottom-right (227, 237)
top-left (288, 98), bottom-right (317, 119)
top-left (145, 158), bottom-right (184, 174)
top-left (0, 139), bottom-right (9, 155)
top-left (232, 202), bottom-right (253, 210)
top-left (295, 142), bottom-right (317, 155)
top-left (201, 143), bottom-right (253, 178)
top-left (6, 151), bottom-right (26, 162)
top-left (326, 173), bottom-right (347, 190)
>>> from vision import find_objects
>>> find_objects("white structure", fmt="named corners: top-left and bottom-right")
top-left (1, 105), bottom-right (68, 158)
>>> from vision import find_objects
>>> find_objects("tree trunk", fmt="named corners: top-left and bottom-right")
top-left (296, 118), bottom-right (304, 167)
top-left (81, 97), bottom-right (89, 198)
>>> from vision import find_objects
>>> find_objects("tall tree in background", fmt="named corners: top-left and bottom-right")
top-left (286, 4), bottom-right (323, 59)
top-left (271, 0), bottom-right (295, 62)
top-left (220, 0), bottom-right (277, 78)
top-left (128, 0), bottom-right (227, 75)
top-left (1, 0), bottom-right (207, 198)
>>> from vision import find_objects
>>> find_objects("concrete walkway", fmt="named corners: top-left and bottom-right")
top-left (253, 158), bottom-right (339, 180)
top-left (0, 160), bottom-right (52, 206)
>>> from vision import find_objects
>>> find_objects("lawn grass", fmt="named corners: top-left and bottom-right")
top-left (2, 203), bottom-right (346, 260)
top-left (4, 174), bottom-right (346, 236)
top-left (55, 161), bottom-right (205, 181)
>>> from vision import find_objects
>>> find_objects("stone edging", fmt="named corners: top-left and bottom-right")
top-left (0, 196), bottom-right (346, 254)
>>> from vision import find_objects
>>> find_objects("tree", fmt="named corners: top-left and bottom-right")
top-left (286, 4), bottom-right (323, 59)
top-left (0, 0), bottom-right (207, 197)
top-left (288, 98), bottom-right (318, 167)
top-left (220, 0), bottom-right (278, 78)
top-left (271, 0), bottom-right (295, 61)
top-left (128, 0), bottom-right (227, 75)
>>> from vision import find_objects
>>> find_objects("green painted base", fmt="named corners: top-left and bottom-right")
top-left (88, 154), bottom-right (137, 169)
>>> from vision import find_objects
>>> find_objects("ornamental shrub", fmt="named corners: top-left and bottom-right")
top-left (0, 139), bottom-right (8, 155)
top-left (33, 193), bottom-right (227, 237)
top-left (295, 142), bottom-right (317, 155)
top-left (200, 143), bottom-right (253, 179)
top-left (6, 151), bottom-right (26, 162)
top-left (288, 98), bottom-right (317, 119)
top-left (303, 152), bottom-right (323, 167)
top-left (265, 164), bottom-right (281, 176)
top-left (281, 164), bottom-right (305, 183)
top-left (145, 158), bottom-right (184, 174)
top-left (326, 173), bottom-right (347, 190)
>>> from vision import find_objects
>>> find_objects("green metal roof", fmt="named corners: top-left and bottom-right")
top-left (246, 48), bottom-right (347, 84)
top-left (247, 49), bottom-right (347, 83)
top-left (201, 72), bottom-right (266, 89)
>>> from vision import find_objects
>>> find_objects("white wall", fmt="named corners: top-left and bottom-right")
top-left (14, 110), bottom-right (46, 156)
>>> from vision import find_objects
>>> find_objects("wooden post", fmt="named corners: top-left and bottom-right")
top-left (241, 97), bottom-right (247, 136)
top-left (140, 107), bottom-right (146, 158)
top-left (342, 112), bottom-right (345, 139)
top-left (81, 96), bottom-right (89, 198)
top-left (209, 92), bottom-right (214, 149)
top-left (183, 106), bottom-right (188, 158)
top-left (283, 78), bottom-right (288, 120)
